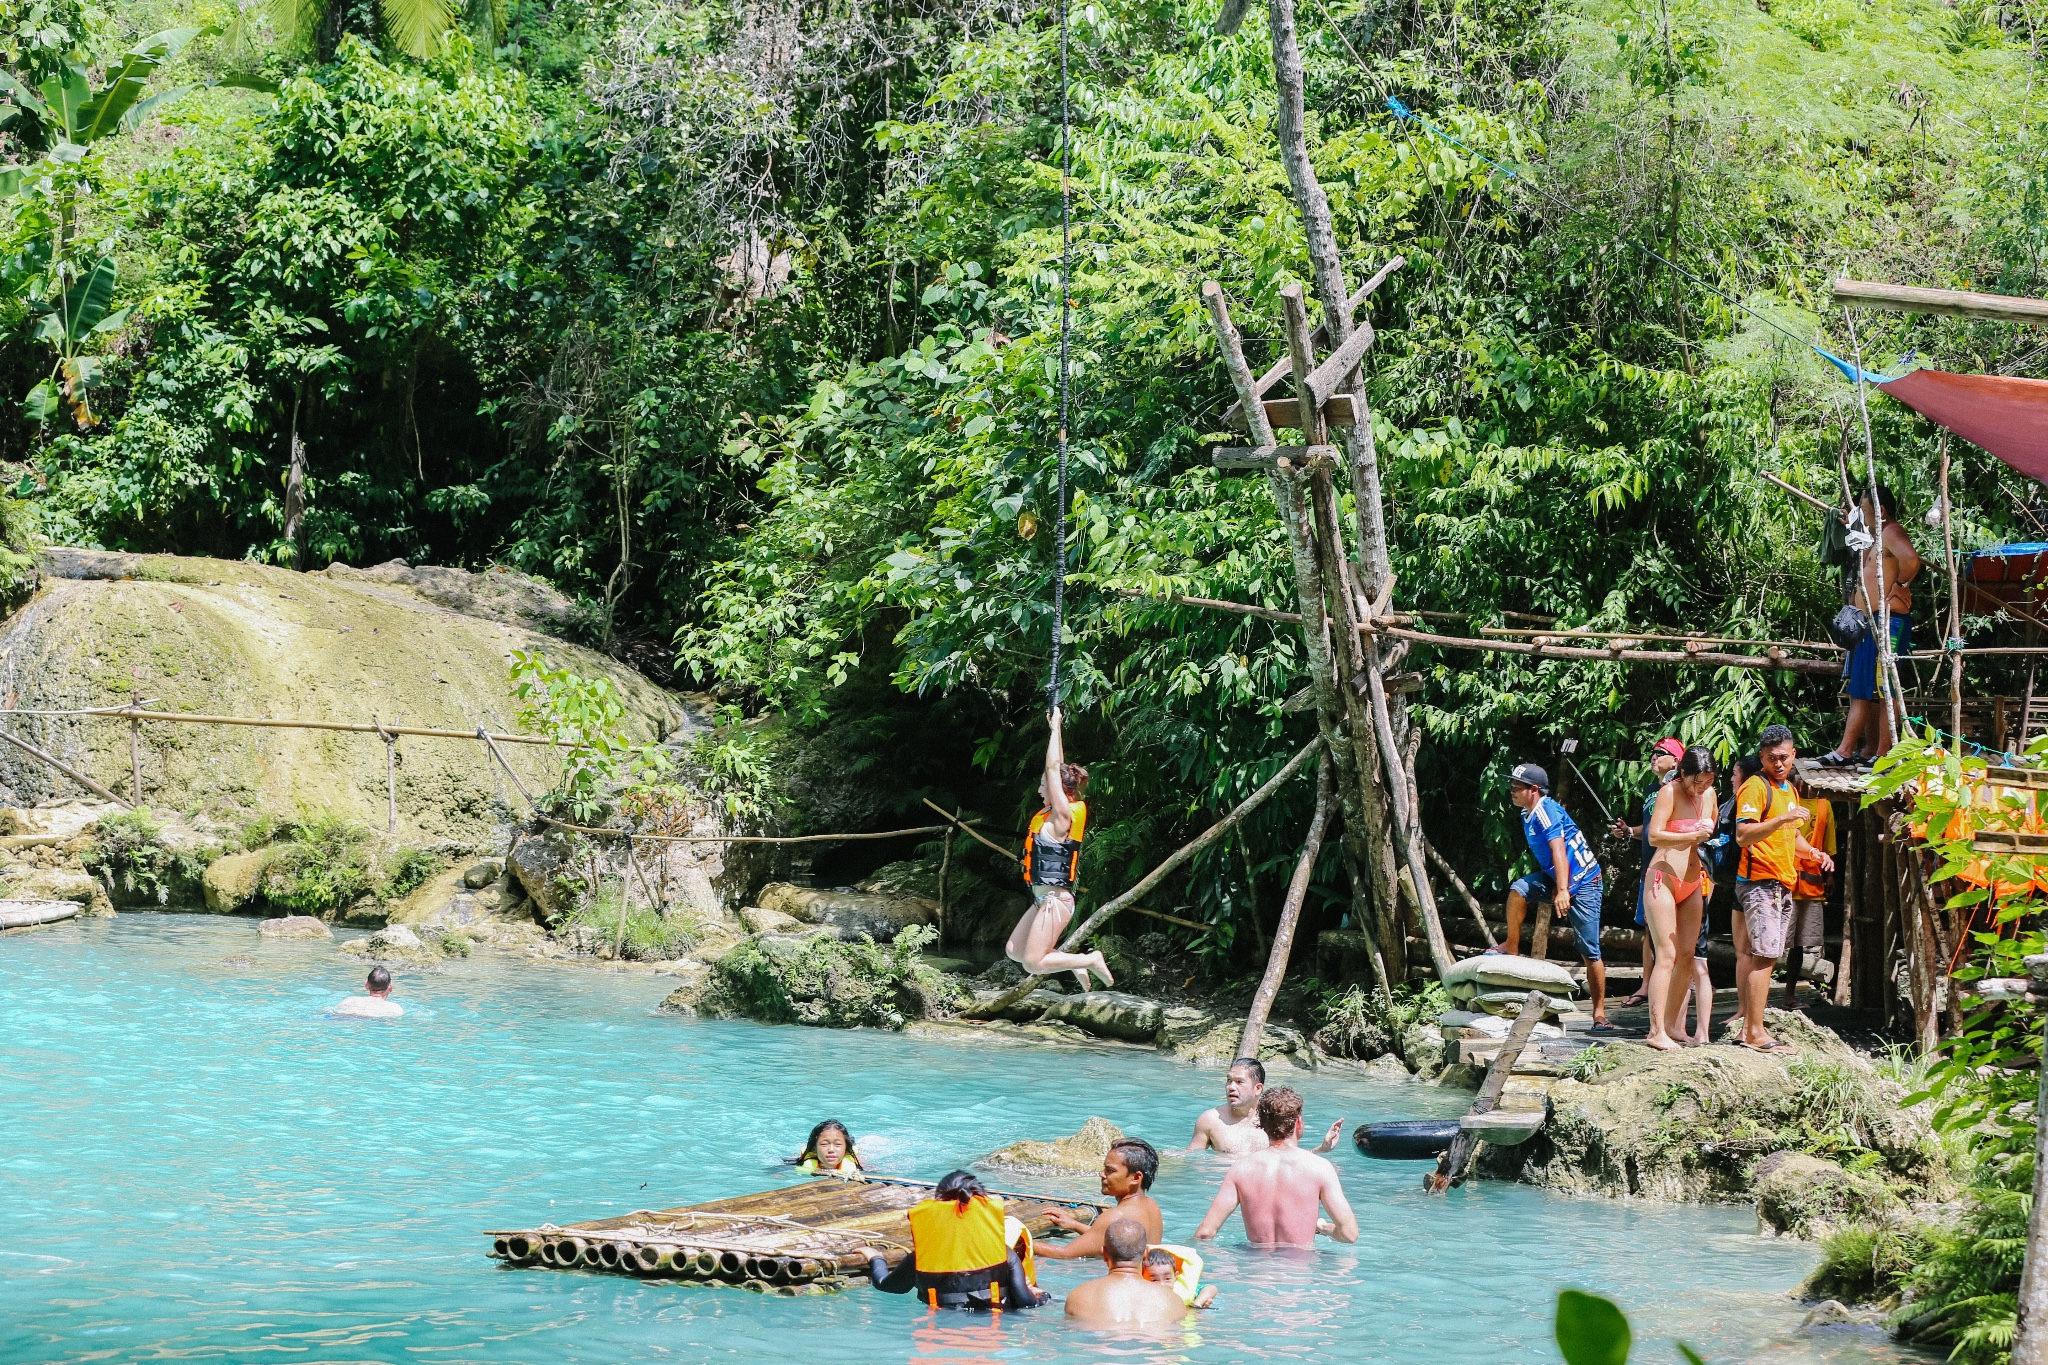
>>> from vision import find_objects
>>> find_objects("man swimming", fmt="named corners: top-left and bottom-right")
top-left (1062, 1218), bottom-right (1187, 1326)
top-left (1184, 1057), bottom-right (1342, 1154)
top-left (1192, 1087), bottom-right (1358, 1248)
top-left (331, 965), bottom-right (403, 1018)
top-left (1039, 1138), bottom-right (1164, 1259)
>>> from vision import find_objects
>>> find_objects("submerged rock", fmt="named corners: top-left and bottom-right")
top-left (342, 923), bottom-right (443, 966)
top-left (1039, 991), bottom-right (1163, 1042)
top-left (982, 1117), bottom-right (1123, 1174)
top-left (259, 915), bottom-right (332, 939)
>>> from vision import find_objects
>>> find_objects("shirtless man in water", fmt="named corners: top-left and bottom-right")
top-left (331, 965), bottom-right (403, 1019)
top-left (1193, 1087), bottom-right (1358, 1248)
top-left (1039, 1138), bottom-right (1164, 1259)
top-left (1184, 1058), bottom-right (1342, 1155)
top-left (1063, 1218), bottom-right (1186, 1326)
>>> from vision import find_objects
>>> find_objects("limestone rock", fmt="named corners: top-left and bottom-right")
top-left (259, 915), bottom-right (332, 939)
top-left (965, 986), bottom-right (1065, 1022)
top-left (1154, 1005), bottom-right (1217, 1050)
top-left (981, 1117), bottom-right (1123, 1174)
top-left (1361, 1052), bottom-right (1416, 1081)
top-left (703, 926), bottom-right (965, 1029)
top-left (0, 798), bottom-right (124, 839)
top-left (1039, 991), bottom-right (1163, 1043)
top-left (342, 923), bottom-right (441, 966)
top-left (7, 550), bottom-right (679, 836)
top-left (1477, 1012), bottom-right (1941, 1203)
top-left (756, 882), bottom-right (938, 943)
top-left (1171, 1018), bottom-right (1313, 1070)
top-left (740, 905), bottom-right (805, 935)
top-left (1753, 1151), bottom-right (1898, 1238)
top-left (656, 963), bottom-right (717, 1017)
top-left (463, 859), bottom-right (504, 889)
top-left (507, 832), bottom-right (583, 921)
top-left (202, 850), bottom-right (274, 914)
top-left (218, 954), bottom-right (255, 967)
top-left (389, 864), bottom-right (532, 933)
top-left (1401, 1021), bottom-right (1447, 1078)
top-left (6, 866), bottom-right (114, 917)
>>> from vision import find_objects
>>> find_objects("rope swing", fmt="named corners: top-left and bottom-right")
top-left (1048, 0), bottom-right (1073, 713)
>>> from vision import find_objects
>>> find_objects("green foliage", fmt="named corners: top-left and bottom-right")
top-left (1894, 1170), bottom-right (2029, 1364)
top-left (682, 705), bottom-right (785, 827)
top-left (82, 804), bottom-right (216, 904)
top-left (709, 922), bottom-right (965, 1029)
top-left (1561, 1045), bottom-right (1623, 1081)
top-left (509, 649), bottom-right (669, 822)
top-left (556, 890), bottom-right (699, 962)
top-left (1555, 1290), bottom-right (1631, 1365)
top-left (255, 811), bottom-right (436, 912)
top-left (1803, 1220), bottom-right (1928, 1304)
top-left (1314, 980), bottom-right (1450, 1059)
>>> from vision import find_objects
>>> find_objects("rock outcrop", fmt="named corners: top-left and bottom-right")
top-left (1039, 991), bottom-right (1163, 1043)
top-left (258, 915), bottom-right (332, 939)
top-left (676, 925), bottom-right (966, 1029)
top-left (0, 550), bottom-right (682, 838)
top-left (202, 850), bottom-right (275, 913)
top-left (3, 865), bottom-right (112, 916)
top-left (756, 882), bottom-right (938, 942)
top-left (1752, 1150), bottom-right (1899, 1237)
top-left (982, 1117), bottom-right (1123, 1175)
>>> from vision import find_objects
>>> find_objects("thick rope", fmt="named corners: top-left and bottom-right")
top-left (1050, 0), bottom-right (1072, 713)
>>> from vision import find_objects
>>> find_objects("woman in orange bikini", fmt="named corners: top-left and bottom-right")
top-left (1643, 746), bottom-right (1717, 1051)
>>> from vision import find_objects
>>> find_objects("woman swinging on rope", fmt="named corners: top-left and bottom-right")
top-left (1005, 707), bottom-right (1114, 992)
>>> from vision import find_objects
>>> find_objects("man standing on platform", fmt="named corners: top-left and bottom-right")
top-left (1493, 763), bottom-right (1609, 1030)
top-left (1734, 727), bottom-right (1833, 1051)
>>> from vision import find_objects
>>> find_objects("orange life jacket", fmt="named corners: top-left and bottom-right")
top-left (1022, 801), bottom-right (1087, 888)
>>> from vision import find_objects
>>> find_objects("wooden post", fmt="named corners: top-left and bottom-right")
top-left (1941, 435), bottom-right (1964, 746)
top-left (615, 835), bottom-right (638, 959)
top-left (936, 825), bottom-right (952, 947)
top-left (1833, 812), bottom-right (1855, 1008)
top-left (1424, 839), bottom-right (1497, 948)
top-left (1239, 754), bottom-right (1334, 1057)
top-left (1426, 990), bottom-right (1546, 1192)
top-left (1362, 640), bottom-right (1454, 975)
top-left (128, 675), bottom-right (142, 806)
top-left (1529, 898), bottom-right (1554, 962)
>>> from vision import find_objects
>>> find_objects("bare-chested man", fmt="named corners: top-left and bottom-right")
top-left (1192, 1087), bottom-right (1358, 1248)
top-left (1063, 1218), bottom-right (1186, 1326)
top-left (1821, 484), bottom-right (1922, 769)
top-left (331, 965), bottom-right (403, 1019)
top-left (1039, 1138), bottom-right (1164, 1259)
top-left (1184, 1057), bottom-right (1342, 1154)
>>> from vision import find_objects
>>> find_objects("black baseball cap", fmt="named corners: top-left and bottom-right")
top-left (1508, 763), bottom-right (1550, 792)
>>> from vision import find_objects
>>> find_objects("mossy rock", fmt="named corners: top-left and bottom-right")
top-left (981, 1117), bottom-right (1123, 1174)
top-left (203, 849), bottom-right (277, 913)
top-left (699, 925), bottom-right (966, 1029)
top-left (0, 550), bottom-right (681, 839)
top-left (1752, 1150), bottom-right (1899, 1238)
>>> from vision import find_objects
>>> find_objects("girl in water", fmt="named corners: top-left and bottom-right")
top-left (1006, 708), bottom-right (1114, 991)
top-left (1643, 746), bottom-right (1717, 1051)
top-left (794, 1119), bottom-right (863, 1175)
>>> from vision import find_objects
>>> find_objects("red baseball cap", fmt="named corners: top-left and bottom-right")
top-left (1652, 737), bottom-right (1685, 761)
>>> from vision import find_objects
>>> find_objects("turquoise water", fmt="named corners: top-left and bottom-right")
top-left (3, 915), bottom-right (1914, 1365)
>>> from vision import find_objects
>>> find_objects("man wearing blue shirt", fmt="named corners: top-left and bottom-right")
top-left (1492, 762), bottom-right (1608, 1028)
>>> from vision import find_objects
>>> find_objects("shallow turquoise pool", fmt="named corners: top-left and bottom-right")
top-left (3, 915), bottom-right (1913, 1364)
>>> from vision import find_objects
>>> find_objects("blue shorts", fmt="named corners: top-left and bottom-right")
top-left (1846, 614), bottom-right (1910, 702)
top-left (1511, 873), bottom-right (1604, 961)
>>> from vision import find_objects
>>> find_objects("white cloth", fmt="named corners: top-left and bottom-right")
top-left (330, 995), bottom-right (403, 1018)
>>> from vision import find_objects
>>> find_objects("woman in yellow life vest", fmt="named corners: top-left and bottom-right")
top-left (793, 1119), bottom-right (863, 1176)
top-left (1004, 707), bottom-right (1114, 992)
top-left (866, 1171), bottom-right (1050, 1310)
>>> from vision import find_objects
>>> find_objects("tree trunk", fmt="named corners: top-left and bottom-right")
top-left (1240, 753), bottom-right (1334, 1057)
top-left (2012, 954), bottom-right (2048, 1365)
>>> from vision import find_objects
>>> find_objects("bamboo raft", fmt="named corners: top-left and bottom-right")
top-left (486, 1174), bottom-right (1108, 1293)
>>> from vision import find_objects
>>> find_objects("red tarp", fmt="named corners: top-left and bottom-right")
top-left (1879, 369), bottom-right (2048, 484)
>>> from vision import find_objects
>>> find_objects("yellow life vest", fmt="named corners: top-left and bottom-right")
top-left (1003, 1215), bottom-right (1038, 1288)
top-left (798, 1154), bottom-right (861, 1175)
top-left (1149, 1242), bottom-right (1204, 1306)
top-left (1022, 801), bottom-right (1087, 888)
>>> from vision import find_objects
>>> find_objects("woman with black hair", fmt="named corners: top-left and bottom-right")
top-left (1643, 746), bottom-right (1718, 1051)
top-left (866, 1171), bottom-right (1050, 1310)
top-left (792, 1119), bottom-right (862, 1175)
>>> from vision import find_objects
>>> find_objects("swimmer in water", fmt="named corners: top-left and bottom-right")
top-left (1063, 1218), bottom-right (1187, 1325)
top-left (1193, 1087), bottom-right (1358, 1249)
top-left (1144, 1246), bottom-right (1220, 1309)
top-left (1037, 1138), bottom-right (1163, 1259)
top-left (794, 1119), bottom-right (863, 1175)
top-left (1184, 1057), bottom-right (1342, 1154)
top-left (330, 965), bottom-right (403, 1019)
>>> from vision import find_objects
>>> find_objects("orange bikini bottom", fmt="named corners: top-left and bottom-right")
top-left (1651, 868), bottom-right (1703, 903)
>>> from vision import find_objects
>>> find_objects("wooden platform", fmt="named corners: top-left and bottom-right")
top-left (486, 1174), bottom-right (1107, 1292)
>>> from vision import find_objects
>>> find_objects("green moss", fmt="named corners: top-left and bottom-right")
top-left (707, 923), bottom-right (965, 1029)
top-left (80, 805), bottom-right (222, 906)
top-left (1803, 1221), bottom-right (1927, 1303)
top-left (255, 813), bottom-right (446, 914)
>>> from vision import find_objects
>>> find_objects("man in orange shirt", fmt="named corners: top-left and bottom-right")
top-left (1783, 773), bottom-right (1836, 1009)
top-left (1733, 726), bottom-right (1833, 1051)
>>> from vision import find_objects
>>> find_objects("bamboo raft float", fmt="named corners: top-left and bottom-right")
top-left (486, 1173), bottom-right (1109, 1294)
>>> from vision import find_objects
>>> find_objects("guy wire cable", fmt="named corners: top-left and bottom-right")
top-left (1050, 0), bottom-right (1072, 714)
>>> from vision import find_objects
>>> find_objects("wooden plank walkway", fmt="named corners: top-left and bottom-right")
top-left (487, 1174), bottom-right (1108, 1292)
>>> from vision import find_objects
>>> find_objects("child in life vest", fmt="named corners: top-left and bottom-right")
top-left (1004, 707), bottom-right (1114, 992)
top-left (1143, 1245), bottom-right (1218, 1308)
top-left (793, 1119), bottom-right (863, 1175)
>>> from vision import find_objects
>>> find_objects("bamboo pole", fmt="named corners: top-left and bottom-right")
top-left (1239, 754), bottom-right (1334, 1056)
top-left (1941, 435), bottom-right (1964, 746)
top-left (1834, 813), bottom-right (1855, 1008)
top-left (1362, 634), bottom-right (1454, 976)
top-left (1106, 584), bottom-right (1303, 623)
top-left (5, 707), bottom-right (566, 745)
top-left (0, 728), bottom-right (130, 808)
top-left (1831, 276), bottom-right (2048, 324)
top-left (127, 678), bottom-right (141, 804)
top-left (2010, 953), bottom-right (2048, 1365)
top-left (968, 736), bottom-right (1324, 1018)
top-left (1373, 623), bottom-right (1842, 675)
top-left (1477, 625), bottom-right (1840, 653)
top-left (1424, 838), bottom-right (1496, 948)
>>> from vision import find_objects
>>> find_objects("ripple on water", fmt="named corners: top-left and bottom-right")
top-left (1, 915), bottom-right (1929, 1365)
